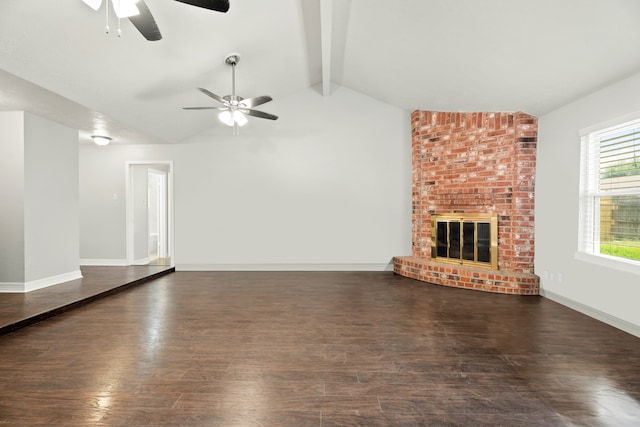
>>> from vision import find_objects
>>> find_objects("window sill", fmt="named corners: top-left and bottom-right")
top-left (574, 251), bottom-right (640, 276)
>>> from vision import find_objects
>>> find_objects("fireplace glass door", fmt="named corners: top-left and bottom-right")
top-left (432, 213), bottom-right (498, 269)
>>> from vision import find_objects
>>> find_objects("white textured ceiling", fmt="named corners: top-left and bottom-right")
top-left (2, 0), bottom-right (640, 144)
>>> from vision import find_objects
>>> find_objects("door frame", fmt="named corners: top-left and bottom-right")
top-left (125, 161), bottom-right (174, 267)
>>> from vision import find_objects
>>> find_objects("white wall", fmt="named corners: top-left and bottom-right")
top-left (78, 86), bottom-right (412, 270)
top-left (173, 86), bottom-right (411, 270)
top-left (536, 71), bottom-right (640, 336)
top-left (79, 145), bottom-right (173, 263)
top-left (23, 113), bottom-right (80, 283)
top-left (79, 146), bottom-right (127, 261)
top-left (0, 112), bottom-right (25, 283)
top-left (0, 112), bottom-right (80, 291)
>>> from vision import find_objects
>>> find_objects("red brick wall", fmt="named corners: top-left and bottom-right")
top-left (395, 110), bottom-right (539, 295)
top-left (392, 258), bottom-right (540, 295)
top-left (411, 111), bottom-right (537, 274)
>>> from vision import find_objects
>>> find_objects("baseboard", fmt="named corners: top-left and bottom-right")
top-left (0, 282), bottom-right (25, 293)
top-left (132, 257), bottom-right (150, 266)
top-left (80, 259), bottom-right (128, 266)
top-left (540, 289), bottom-right (640, 338)
top-left (176, 263), bottom-right (394, 272)
top-left (0, 270), bottom-right (83, 293)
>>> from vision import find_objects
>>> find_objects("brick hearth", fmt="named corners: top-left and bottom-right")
top-left (394, 111), bottom-right (540, 295)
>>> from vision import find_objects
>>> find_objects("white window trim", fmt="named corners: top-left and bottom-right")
top-left (578, 110), bottom-right (640, 137)
top-left (577, 112), bottom-right (640, 274)
top-left (574, 251), bottom-right (640, 276)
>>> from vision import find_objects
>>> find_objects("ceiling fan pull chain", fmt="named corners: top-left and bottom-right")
top-left (105, 0), bottom-right (110, 34)
top-left (118, 16), bottom-right (122, 37)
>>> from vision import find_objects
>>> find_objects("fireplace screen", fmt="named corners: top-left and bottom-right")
top-left (431, 213), bottom-right (498, 269)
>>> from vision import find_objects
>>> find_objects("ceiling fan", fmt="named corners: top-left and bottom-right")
top-left (81, 0), bottom-right (230, 41)
top-left (183, 54), bottom-right (278, 133)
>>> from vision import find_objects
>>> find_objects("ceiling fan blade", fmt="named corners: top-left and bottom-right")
top-left (82, 0), bottom-right (103, 11)
top-left (173, 0), bottom-right (230, 13)
top-left (128, 1), bottom-right (162, 41)
top-left (239, 95), bottom-right (273, 108)
top-left (182, 107), bottom-right (219, 110)
top-left (242, 108), bottom-right (278, 121)
top-left (197, 88), bottom-right (227, 104)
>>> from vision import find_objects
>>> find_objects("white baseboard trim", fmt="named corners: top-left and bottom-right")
top-left (541, 289), bottom-right (640, 338)
top-left (80, 259), bottom-right (128, 266)
top-left (132, 257), bottom-right (151, 266)
top-left (0, 282), bottom-right (25, 293)
top-left (0, 270), bottom-right (83, 293)
top-left (176, 263), bottom-right (394, 272)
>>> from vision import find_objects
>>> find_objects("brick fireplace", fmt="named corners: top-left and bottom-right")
top-left (393, 111), bottom-right (540, 295)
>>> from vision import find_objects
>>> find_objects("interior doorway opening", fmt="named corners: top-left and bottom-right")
top-left (148, 168), bottom-right (168, 265)
top-left (126, 161), bottom-right (174, 267)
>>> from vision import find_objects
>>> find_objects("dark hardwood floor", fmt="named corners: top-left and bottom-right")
top-left (0, 271), bottom-right (639, 426)
top-left (0, 265), bottom-right (174, 336)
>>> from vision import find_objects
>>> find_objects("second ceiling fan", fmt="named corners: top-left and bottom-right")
top-left (81, 0), bottom-right (230, 41)
top-left (183, 53), bottom-right (278, 133)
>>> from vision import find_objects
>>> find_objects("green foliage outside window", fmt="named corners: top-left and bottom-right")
top-left (601, 159), bottom-right (640, 179)
top-left (600, 242), bottom-right (640, 261)
top-left (598, 155), bottom-right (639, 262)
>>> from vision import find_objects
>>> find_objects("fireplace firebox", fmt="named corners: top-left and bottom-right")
top-left (431, 213), bottom-right (498, 269)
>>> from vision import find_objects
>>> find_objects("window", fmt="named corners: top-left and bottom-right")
top-left (579, 117), bottom-right (640, 264)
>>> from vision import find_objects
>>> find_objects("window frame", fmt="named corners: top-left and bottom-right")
top-left (577, 112), bottom-right (640, 272)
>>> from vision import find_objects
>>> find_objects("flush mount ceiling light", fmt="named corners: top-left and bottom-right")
top-left (91, 135), bottom-right (112, 146)
top-left (182, 53), bottom-right (278, 135)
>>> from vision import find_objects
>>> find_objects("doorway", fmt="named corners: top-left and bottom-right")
top-left (148, 168), bottom-right (168, 265)
top-left (126, 162), bottom-right (174, 267)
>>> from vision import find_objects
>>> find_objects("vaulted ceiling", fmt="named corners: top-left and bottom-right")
top-left (2, 0), bottom-right (640, 144)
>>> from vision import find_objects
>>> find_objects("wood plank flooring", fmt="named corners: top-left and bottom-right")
top-left (0, 265), bottom-right (174, 336)
top-left (0, 271), bottom-right (639, 426)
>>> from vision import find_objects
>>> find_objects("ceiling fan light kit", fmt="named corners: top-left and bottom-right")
top-left (110, 0), bottom-right (141, 18)
top-left (81, 0), bottom-right (230, 41)
top-left (183, 53), bottom-right (278, 134)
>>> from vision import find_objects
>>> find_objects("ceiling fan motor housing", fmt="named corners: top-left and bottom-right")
top-left (225, 54), bottom-right (240, 66)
